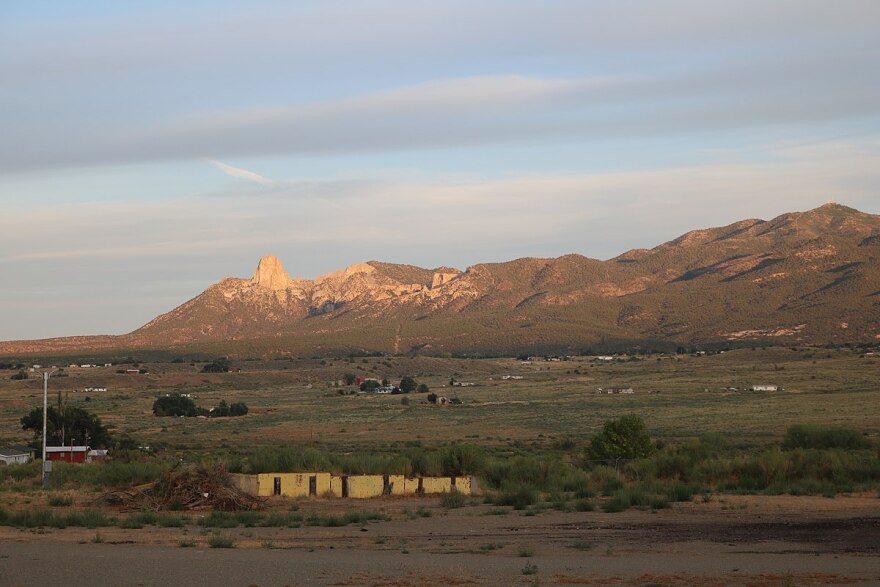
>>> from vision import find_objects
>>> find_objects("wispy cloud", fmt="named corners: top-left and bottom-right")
top-left (207, 159), bottom-right (274, 185)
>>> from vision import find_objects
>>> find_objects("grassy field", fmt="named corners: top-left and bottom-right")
top-left (1, 347), bottom-right (878, 456)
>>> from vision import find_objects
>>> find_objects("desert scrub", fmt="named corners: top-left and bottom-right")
top-left (207, 534), bottom-right (235, 548)
top-left (47, 460), bottom-right (169, 489)
top-left (0, 508), bottom-right (113, 529)
top-left (491, 485), bottom-right (538, 510)
top-left (783, 424), bottom-right (872, 450)
top-left (439, 490), bottom-right (466, 509)
top-left (602, 485), bottom-right (669, 513)
top-left (47, 494), bottom-right (73, 507)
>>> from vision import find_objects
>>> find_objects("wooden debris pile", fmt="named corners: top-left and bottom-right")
top-left (97, 465), bottom-right (265, 512)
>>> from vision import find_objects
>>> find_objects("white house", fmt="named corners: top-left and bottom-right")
top-left (750, 384), bottom-right (779, 392)
top-left (0, 448), bottom-right (33, 465)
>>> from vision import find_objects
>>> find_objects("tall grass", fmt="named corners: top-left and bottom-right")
top-left (48, 460), bottom-right (170, 489)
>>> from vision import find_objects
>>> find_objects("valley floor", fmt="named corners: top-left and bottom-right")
top-left (1, 494), bottom-right (877, 586)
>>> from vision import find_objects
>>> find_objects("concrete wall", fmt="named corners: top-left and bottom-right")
top-left (347, 475), bottom-right (385, 498)
top-left (234, 473), bottom-right (478, 498)
top-left (248, 473), bottom-right (332, 497)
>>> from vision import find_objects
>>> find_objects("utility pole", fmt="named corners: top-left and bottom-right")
top-left (41, 368), bottom-right (58, 489)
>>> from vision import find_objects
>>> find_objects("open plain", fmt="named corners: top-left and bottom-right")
top-left (1, 348), bottom-right (879, 585)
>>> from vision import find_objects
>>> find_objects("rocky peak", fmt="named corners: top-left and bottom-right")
top-left (251, 255), bottom-right (293, 290)
top-left (431, 271), bottom-right (459, 289)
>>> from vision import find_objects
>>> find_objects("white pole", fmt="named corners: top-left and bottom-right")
top-left (42, 371), bottom-right (49, 488)
top-left (41, 368), bottom-right (57, 489)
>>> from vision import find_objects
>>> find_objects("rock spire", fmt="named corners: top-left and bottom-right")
top-left (251, 255), bottom-right (293, 290)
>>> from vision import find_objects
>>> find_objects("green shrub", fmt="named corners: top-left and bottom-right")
top-left (665, 482), bottom-right (698, 503)
top-left (587, 414), bottom-right (655, 461)
top-left (199, 511), bottom-right (239, 528)
top-left (156, 514), bottom-right (185, 528)
top-left (439, 490), bottom-right (467, 509)
top-left (207, 534), bottom-right (235, 548)
top-left (574, 499), bottom-right (595, 512)
top-left (48, 494), bottom-right (73, 507)
top-left (783, 425), bottom-right (871, 450)
top-left (493, 485), bottom-right (538, 510)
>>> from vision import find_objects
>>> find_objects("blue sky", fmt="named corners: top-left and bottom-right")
top-left (2, 0), bottom-right (879, 340)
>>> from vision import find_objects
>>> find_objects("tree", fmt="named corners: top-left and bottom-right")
top-left (343, 373), bottom-right (356, 386)
top-left (416, 383), bottom-right (430, 393)
top-left (427, 393), bottom-right (438, 404)
top-left (152, 394), bottom-right (198, 417)
top-left (229, 402), bottom-right (249, 416)
top-left (586, 414), bottom-right (655, 462)
top-left (360, 380), bottom-right (380, 392)
top-left (211, 400), bottom-right (231, 417)
top-left (11, 370), bottom-right (28, 380)
top-left (202, 358), bottom-right (231, 373)
top-left (399, 376), bottom-right (417, 393)
top-left (21, 404), bottom-right (112, 448)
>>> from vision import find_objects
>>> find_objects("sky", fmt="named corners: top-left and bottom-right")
top-left (1, 0), bottom-right (880, 341)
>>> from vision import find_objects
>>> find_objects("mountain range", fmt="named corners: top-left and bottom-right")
top-left (2, 203), bottom-right (879, 357)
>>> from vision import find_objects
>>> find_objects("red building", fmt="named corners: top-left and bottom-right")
top-left (45, 446), bottom-right (89, 464)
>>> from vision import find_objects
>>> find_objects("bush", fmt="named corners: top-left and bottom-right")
top-left (207, 534), bottom-right (235, 548)
top-left (439, 490), bottom-right (466, 509)
top-left (440, 444), bottom-right (485, 476)
top-left (493, 485), bottom-right (538, 510)
top-left (152, 394), bottom-right (198, 417)
top-left (587, 415), bottom-right (655, 462)
top-left (783, 425), bottom-right (871, 450)
top-left (602, 485), bottom-right (668, 512)
top-left (202, 358), bottom-right (231, 373)
top-left (48, 494), bottom-right (73, 507)
top-left (229, 402), bottom-right (248, 416)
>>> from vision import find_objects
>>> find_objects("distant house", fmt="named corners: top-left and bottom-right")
top-left (597, 387), bottom-right (635, 394)
top-left (452, 381), bottom-right (475, 387)
top-left (750, 384), bottom-right (779, 392)
top-left (86, 449), bottom-right (109, 463)
top-left (125, 369), bottom-right (140, 374)
top-left (0, 447), bottom-right (32, 465)
top-left (46, 446), bottom-right (89, 464)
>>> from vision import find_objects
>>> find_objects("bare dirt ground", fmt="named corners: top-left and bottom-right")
top-left (1, 495), bottom-right (878, 586)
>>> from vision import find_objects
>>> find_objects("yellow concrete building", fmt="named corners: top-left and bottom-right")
top-left (232, 473), bottom-right (478, 498)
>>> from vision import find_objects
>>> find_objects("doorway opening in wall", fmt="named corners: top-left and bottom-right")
top-left (309, 475), bottom-right (317, 497)
top-left (342, 475), bottom-right (349, 498)
top-left (273, 477), bottom-right (281, 496)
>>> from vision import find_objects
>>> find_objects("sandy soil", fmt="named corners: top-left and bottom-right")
top-left (1, 495), bottom-right (878, 586)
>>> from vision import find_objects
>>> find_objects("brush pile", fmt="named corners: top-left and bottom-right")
top-left (97, 464), bottom-right (265, 511)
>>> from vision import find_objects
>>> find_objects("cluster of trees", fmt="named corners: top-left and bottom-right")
top-left (21, 401), bottom-right (113, 449)
top-left (152, 393), bottom-right (248, 418)
top-left (202, 358), bottom-right (232, 373)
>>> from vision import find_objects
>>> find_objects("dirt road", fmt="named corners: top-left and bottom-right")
top-left (1, 495), bottom-right (878, 586)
